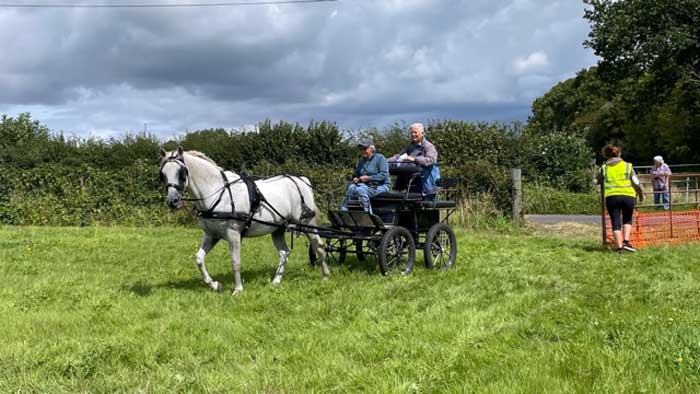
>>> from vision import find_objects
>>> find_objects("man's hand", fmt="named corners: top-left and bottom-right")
top-left (359, 175), bottom-right (370, 183)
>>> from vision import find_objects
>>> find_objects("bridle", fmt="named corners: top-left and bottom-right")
top-left (159, 155), bottom-right (189, 193)
top-left (159, 154), bottom-right (236, 207)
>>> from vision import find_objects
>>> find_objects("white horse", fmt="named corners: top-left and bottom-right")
top-left (159, 147), bottom-right (329, 294)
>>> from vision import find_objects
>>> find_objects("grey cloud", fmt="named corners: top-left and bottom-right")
top-left (0, 0), bottom-right (596, 137)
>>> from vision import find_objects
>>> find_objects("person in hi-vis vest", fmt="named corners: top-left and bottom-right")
top-left (596, 145), bottom-right (644, 253)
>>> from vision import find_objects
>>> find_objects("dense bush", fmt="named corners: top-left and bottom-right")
top-left (520, 130), bottom-right (596, 193)
top-left (0, 161), bottom-right (190, 226)
top-left (0, 114), bottom-right (600, 225)
top-left (178, 120), bottom-right (356, 172)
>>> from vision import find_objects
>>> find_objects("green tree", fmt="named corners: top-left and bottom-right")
top-left (583, 0), bottom-right (700, 163)
top-left (0, 113), bottom-right (51, 167)
top-left (180, 128), bottom-right (242, 170)
top-left (584, 0), bottom-right (700, 89)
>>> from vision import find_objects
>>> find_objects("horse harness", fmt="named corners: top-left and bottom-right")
top-left (160, 156), bottom-right (315, 236)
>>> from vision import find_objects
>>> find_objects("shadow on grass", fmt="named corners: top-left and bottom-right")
top-left (334, 255), bottom-right (382, 276)
top-left (580, 244), bottom-right (611, 253)
top-left (123, 266), bottom-right (287, 296)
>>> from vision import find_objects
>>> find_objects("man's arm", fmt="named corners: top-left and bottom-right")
top-left (352, 160), bottom-right (363, 179)
top-left (414, 142), bottom-right (437, 167)
top-left (367, 156), bottom-right (389, 184)
top-left (662, 164), bottom-right (672, 176)
top-left (388, 145), bottom-right (411, 163)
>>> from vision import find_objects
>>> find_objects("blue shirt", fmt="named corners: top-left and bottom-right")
top-left (353, 153), bottom-right (391, 187)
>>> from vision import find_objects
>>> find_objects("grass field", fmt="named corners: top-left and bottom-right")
top-left (2, 224), bottom-right (700, 393)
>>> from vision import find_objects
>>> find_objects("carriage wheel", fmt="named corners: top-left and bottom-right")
top-left (325, 238), bottom-right (347, 264)
top-left (423, 223), bottom-right (457, 269)
top-left (309, 238), bottom-right (346, 266)
top-left (379, 226), bottom-right (415, 276)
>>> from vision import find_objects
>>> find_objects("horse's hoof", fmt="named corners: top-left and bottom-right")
top-left (212, 281), bottom-right (224, 292)
top-left (272, 277), bottom-right (282, 286)
top-left (232, 288), bottom-right (243, 296)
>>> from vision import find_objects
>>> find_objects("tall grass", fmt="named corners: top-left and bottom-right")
top-left (454, 192), bottom-right (513, 230)
top-left (524, 183), bottom-right (600, 214)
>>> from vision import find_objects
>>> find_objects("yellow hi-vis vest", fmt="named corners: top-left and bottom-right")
top-left (603, 161), bottom-right (636, 198)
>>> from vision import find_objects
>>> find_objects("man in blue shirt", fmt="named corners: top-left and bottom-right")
top-left (340, 139), bottom-right (391, 213)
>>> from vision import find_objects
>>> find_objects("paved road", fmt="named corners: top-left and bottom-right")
top-left (525, 214), bottom-right (601, 225)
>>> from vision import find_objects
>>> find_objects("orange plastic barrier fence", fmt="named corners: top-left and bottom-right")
top-left (604, 209), bottom-right (700, 247)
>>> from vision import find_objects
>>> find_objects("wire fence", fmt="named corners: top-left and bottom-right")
top-left (602, 172), bottom-right (700, 247)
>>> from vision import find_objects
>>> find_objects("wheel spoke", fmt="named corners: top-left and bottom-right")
top-left (436, 252), bottom-right (445, 268)
top-left (386, 235), bottom-right (407, 271)
top-left (380, 227), bottom-right (415, 275)
top-left (425, 227), bottom-right (454, 269)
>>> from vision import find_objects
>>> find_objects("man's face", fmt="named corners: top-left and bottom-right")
top-left (360, 146), bottom-right (373, 159)
top-left (410, 126), bottom-right (424, 143)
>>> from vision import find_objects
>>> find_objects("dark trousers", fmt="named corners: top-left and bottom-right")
top-left (605, 195), bottom-right (636, 231)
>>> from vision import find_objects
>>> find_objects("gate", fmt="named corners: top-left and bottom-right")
top-left (602, 172), bottom-right (700, 247)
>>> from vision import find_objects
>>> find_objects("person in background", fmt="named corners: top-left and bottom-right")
top-left (597, 145), bottom-right (644, 253)
top-left (650, 155), bottom-right (671, 210)
top-left (339, 139), bottom-right (390, 213)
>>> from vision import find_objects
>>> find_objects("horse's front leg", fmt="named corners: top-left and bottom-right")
top-left (196, 232), bottom-right (223, 292)
top-left (226, 229), bottom-right (244, 295)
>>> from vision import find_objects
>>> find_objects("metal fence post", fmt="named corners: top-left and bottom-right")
top-left (601, 182), bottom-right (607, 245)
top-left (669, 182), bottom-right (674, 239)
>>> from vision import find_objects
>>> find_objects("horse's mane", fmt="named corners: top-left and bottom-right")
top-left (186, 150), bottom-right (224, 171)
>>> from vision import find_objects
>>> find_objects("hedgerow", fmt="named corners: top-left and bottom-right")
top-left (0, 114), bottom-right (596, 225)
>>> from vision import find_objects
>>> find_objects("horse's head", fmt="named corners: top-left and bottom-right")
top-left (159, 147), bottom-right (189, 210)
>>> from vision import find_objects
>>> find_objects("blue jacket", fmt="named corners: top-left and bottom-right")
top-left (353, 153), bottom-right (391, 187)
top-left (421, 164), bottom-right (441, 195)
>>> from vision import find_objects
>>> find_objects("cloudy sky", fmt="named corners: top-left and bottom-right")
top-left (0, 0), bottom-right (597, 139)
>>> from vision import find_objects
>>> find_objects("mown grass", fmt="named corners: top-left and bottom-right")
top-left (2, 225), bottom-right (700, 393)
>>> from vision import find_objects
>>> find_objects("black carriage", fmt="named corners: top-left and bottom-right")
top-left (306, 164), bottom-right (458, 275)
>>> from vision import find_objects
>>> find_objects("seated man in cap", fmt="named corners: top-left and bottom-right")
top-left (339, 139), bottom-right (391, 213)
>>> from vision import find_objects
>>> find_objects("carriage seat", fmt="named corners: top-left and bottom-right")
top-left (371, 191), bottom-right (423, 203)
top-left (419, 199), bottom-right (456, 208)
top-left (389, 163), bottom-right (422, 192)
